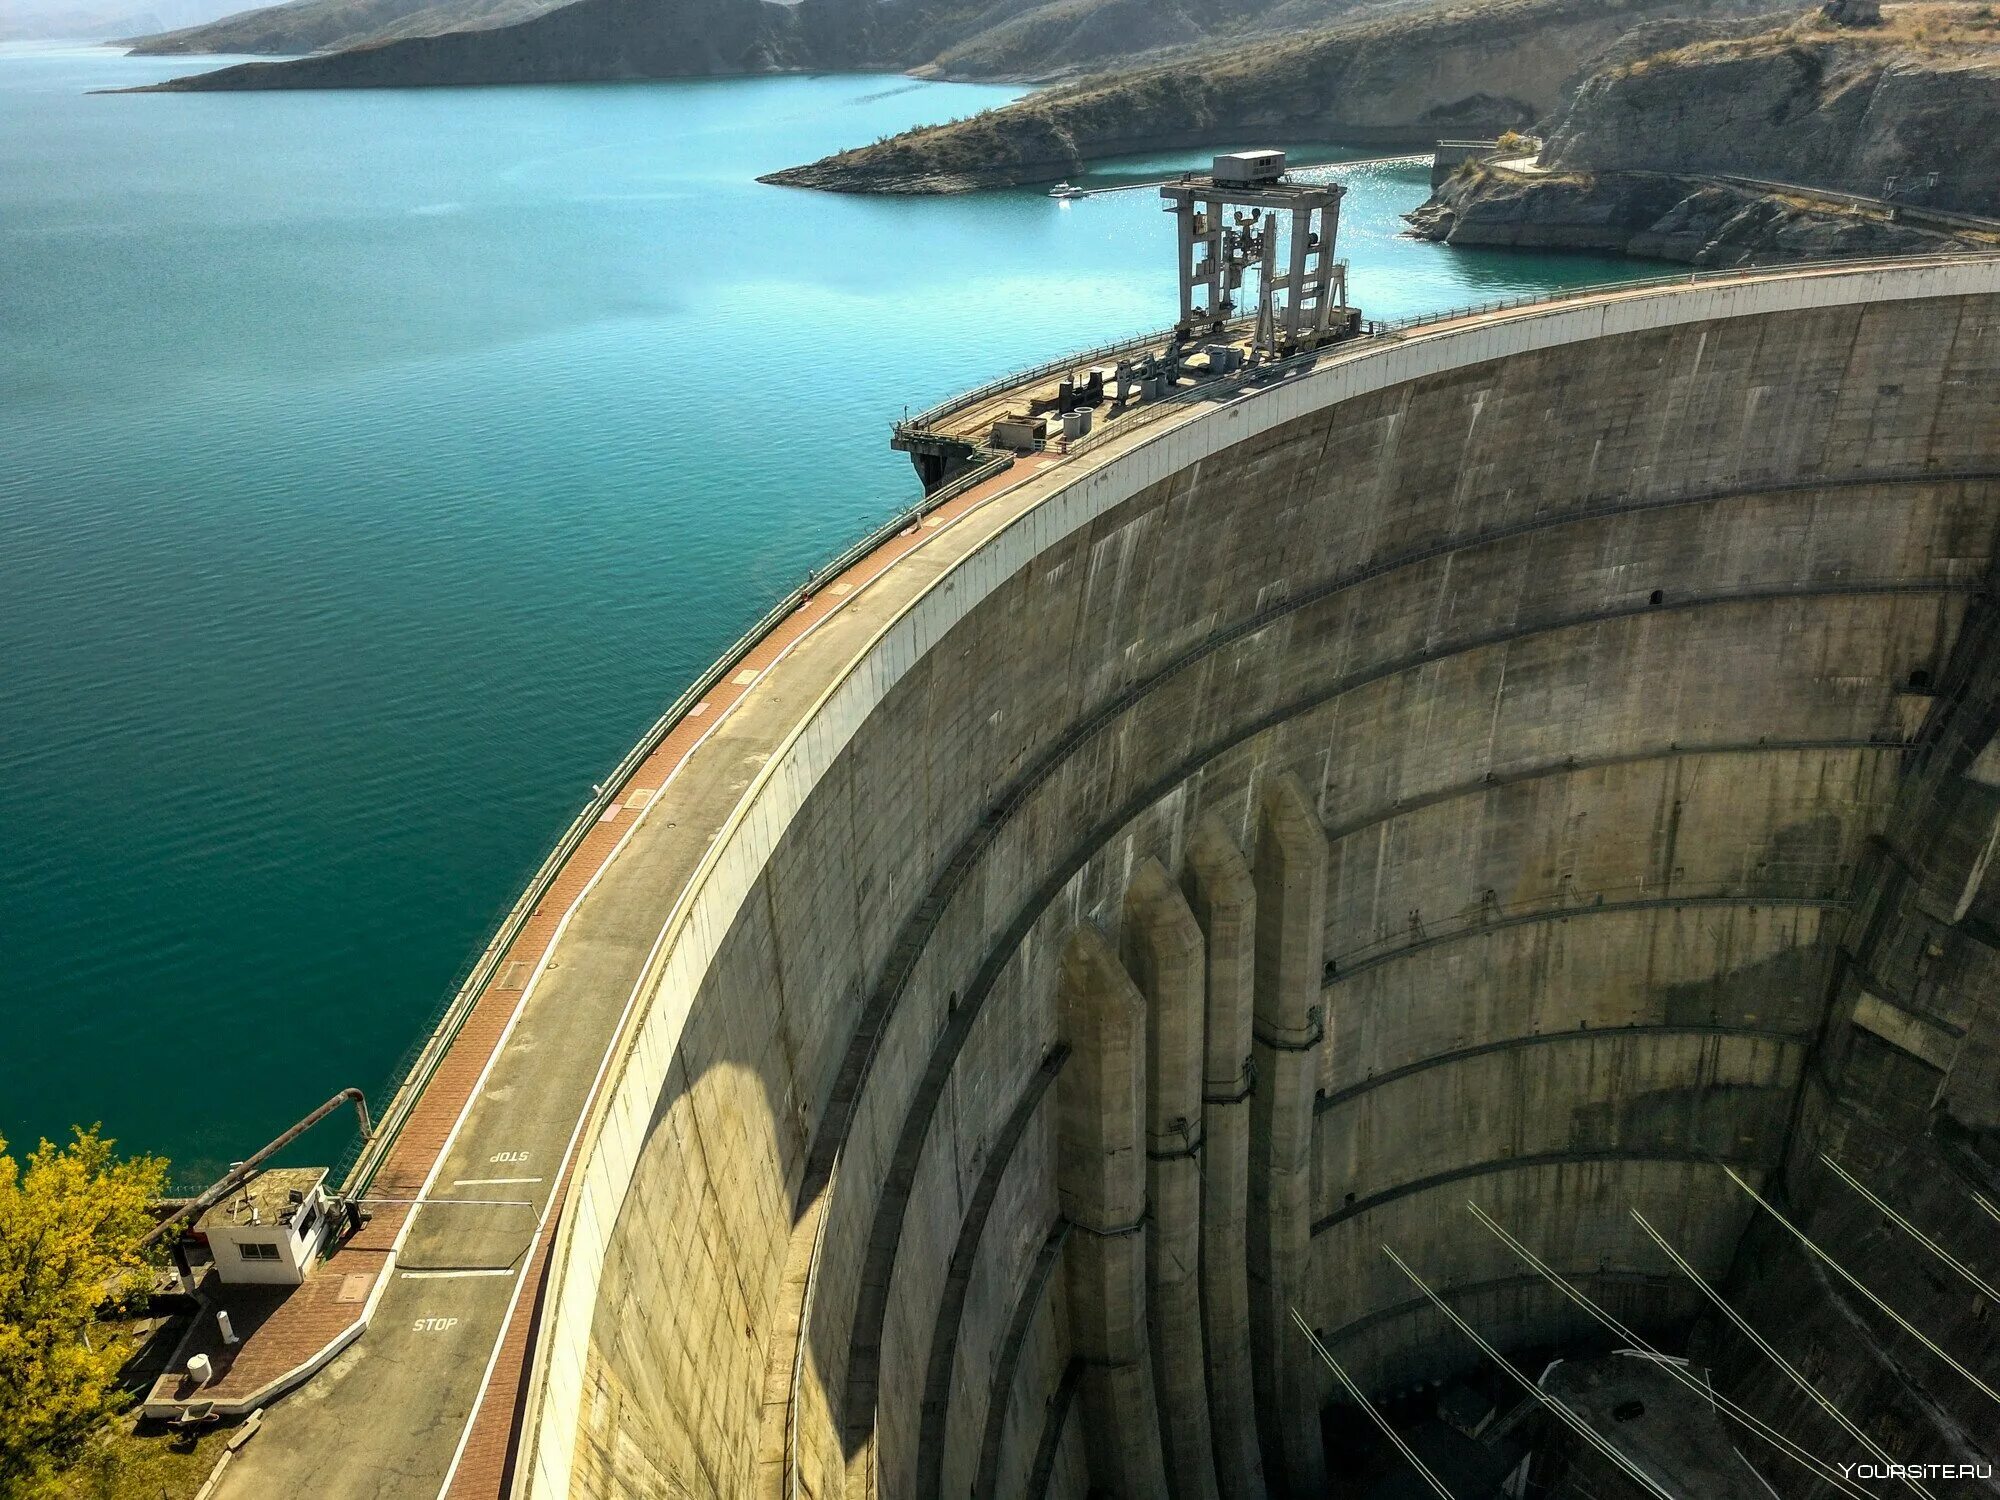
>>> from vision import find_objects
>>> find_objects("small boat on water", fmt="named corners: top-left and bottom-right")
top-left (1049, 182), bottom-right (1087, 200)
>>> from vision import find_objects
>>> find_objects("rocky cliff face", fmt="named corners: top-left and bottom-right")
top-left (1540, 9), bottom-right (2000, 212)
top-left (1405, 5), bottom-right (2000, 265)
top-left (761, 0), bottom-right (1782, 193)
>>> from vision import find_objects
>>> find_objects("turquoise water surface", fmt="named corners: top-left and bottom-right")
top-left (0, 43), bottom-right (1655, 1183)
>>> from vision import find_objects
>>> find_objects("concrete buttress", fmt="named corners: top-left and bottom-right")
top-left (1249, 777), bottom-right (1330, 1497)
top-left (1056, 924), bottom-right (1171, 1498)
top-left (1121, 859), bottom-right (1222, 1500)
top-left (1183, 816), bottom-right (1269, 1500)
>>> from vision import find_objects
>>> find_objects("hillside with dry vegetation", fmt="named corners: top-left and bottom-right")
top-left (1407, 2), bottom-right (1999, 263)
top-left (762, 0), bottom-right (1785, 192)
top-left (1541, 2), bottom-right (2000, 206)
top-left (132, 0), bottom-right (1424, 84)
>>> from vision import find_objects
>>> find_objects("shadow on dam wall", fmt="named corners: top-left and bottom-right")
top-left (523, 260), bottom-right (2000, 1500)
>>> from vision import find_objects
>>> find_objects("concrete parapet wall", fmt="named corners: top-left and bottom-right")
top-left (519, 259), bottom-right (2000, 1500)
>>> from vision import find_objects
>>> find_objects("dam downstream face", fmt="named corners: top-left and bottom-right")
top-left (519, 263), bottom-right (2000, 1500)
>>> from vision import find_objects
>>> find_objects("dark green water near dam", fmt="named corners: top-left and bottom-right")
top-left (0, 43), bottom-right (1653, 1185)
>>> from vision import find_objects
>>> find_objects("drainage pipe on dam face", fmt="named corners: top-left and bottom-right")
top-left (1184, 817), bottom-right (1269, 1500)
top-left (1056, 925), bottom-right (1171, 1498)
top-left (1123, 860), bottom-right (1222, 1500)
top-left (1250, 777), bottom-right (1332, 1498)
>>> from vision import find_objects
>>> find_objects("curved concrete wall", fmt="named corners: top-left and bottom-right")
top-left (519, 260), bottom-right (2000, 1500)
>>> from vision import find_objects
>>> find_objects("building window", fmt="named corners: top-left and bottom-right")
top-left (294, 1204), bottom-right (320, 1246)
top-left (238, 1242), bottom-right (281, 1262)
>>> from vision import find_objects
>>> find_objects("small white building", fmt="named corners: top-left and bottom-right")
top-left (1211, 149), bottom-right (1287, 188)
top-left (193, 1167), bottom-right (330, 1286)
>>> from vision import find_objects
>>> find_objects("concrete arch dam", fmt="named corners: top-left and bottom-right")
top-left (514, 259), bottom-right (2000, 1500)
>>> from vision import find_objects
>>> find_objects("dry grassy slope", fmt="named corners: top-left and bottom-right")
top-left (1542, 2), bottom-right (2000, 211)
top-left (763, 0), bottom-right (1788, 192)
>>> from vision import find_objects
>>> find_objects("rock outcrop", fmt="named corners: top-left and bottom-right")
top-left (126, 0), bottom-right (563, 57)
top-left (1538, 8), bottom-right (2000, 212)
top-left (761, 0), bottom-right (1782, 194)
top-left (1405, 4), bottom-right (2000, 265)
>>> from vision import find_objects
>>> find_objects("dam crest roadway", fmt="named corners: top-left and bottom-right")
top-left (193, 249), bottom-right (2000, 1500)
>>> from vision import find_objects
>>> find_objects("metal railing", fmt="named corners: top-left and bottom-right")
top-left (897, 324), bottom-right (1193, 436)
top-left (334, 451), bottom-right (1014, 1200)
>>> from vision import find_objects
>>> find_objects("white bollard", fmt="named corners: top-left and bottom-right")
top-left (187, 1352), bottom-right (214, 1387)
top-left (218, 1309), bottom-right (238, 1346)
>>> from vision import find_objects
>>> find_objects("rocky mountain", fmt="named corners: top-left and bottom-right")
top-left (1408, 2), bottom-right (2000, 263)
top-left (136, 0), bottom-right (892, 89)
top-left (1542, 3), bottom-right (2000, 208)
top-left (762, 0), bottom-right (1789, 193)
top-left (125, 0), bottom-right (564, 56)
top-left (124, 0), bottom-right (1407, 79)
top-left (906, 0), bottom-right (1438, 83)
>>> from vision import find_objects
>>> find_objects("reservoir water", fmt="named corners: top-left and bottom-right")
top-left (0, 43), bottom-right (1654, 1183)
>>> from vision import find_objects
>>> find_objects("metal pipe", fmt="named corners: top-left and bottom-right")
top-left (143, 1088), bottom-right (371, 1247)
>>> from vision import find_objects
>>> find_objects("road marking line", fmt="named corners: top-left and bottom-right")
top-left (452, 1177), bottom-right (543, 1186)
top-left (401, 1269), bottom-right (516, 1281)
